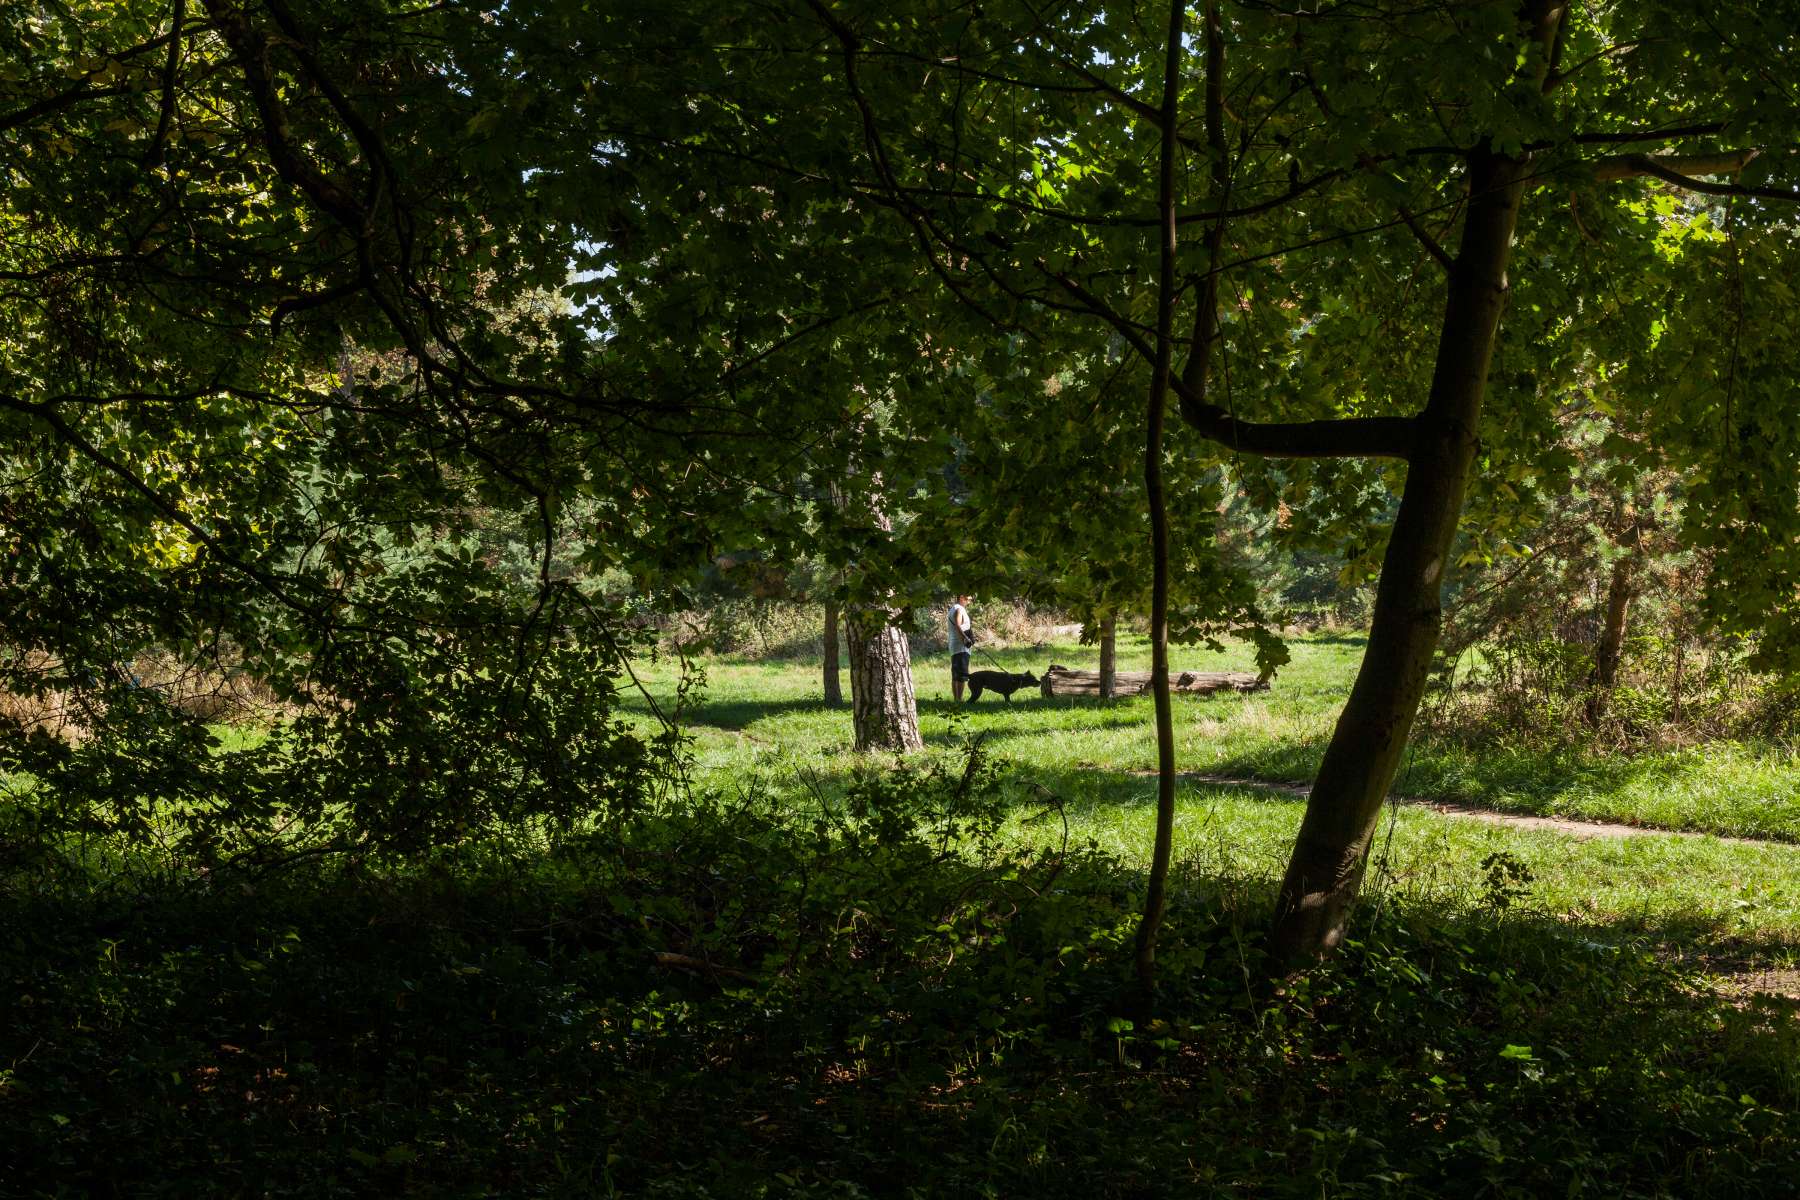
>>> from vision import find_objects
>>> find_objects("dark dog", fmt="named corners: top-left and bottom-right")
top-left (967, 669), bottom-right (1039, 702)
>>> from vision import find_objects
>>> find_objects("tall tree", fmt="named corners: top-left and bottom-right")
top-left (644, 0), bottom-right (1800, 966)
top-left (14, 0), bottom-right (1800, 966)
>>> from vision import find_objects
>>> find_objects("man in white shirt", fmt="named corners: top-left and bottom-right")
top-left (947, 594), bottom-right (973, 701)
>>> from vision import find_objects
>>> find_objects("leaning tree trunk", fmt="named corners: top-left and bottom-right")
top-left (822, 598), bottom-right (844, 707)
top-left (846, 610), bottom-right (923, 752)
top-left (1097, 613), bottom-right (1118, 699)
top-left (1268, 145), bottom-right (1539, 964)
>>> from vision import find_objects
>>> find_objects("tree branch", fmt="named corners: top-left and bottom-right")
top-left (0, 394), bottom-right (324, 620)
top-left (1595, 150), bottom-right (1800, 202)
top-left (1593, 149), bottom-right (1759, 182)
top-left (1571, 122), bottom-right (1730, 145)
top-left (803, 0), bottom-right (1020, 334)
top-left (1176, 0), bottom-right (1232, 400)
top-left (1132, 0), bottom-right (1186, 1000)
top-left (1546, 38), bottom-right (1646, 94)
top-left (1179, 406), bottom-right (1417, 460)
top-left (0, 31), bottom-right (178, 135)
top-left (1397, 204), bottom-right (1455, 273)
top-left (144, 0), bottom-right (187, 170)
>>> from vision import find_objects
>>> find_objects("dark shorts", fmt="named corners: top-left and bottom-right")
top-left (951, 652), bottom-right (970, 682)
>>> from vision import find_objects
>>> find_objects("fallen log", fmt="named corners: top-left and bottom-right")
top-left (1038, 664), bottom-right (1268, 698)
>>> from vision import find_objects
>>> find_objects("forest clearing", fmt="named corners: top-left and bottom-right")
top-left (8, 630), bottom-right (1800, 1196)
top-left (7, 0), bottom-right (1800, 1194)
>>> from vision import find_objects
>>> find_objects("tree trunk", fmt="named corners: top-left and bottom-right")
top-left (846, 610), bottom-right (923, 752)
top-left (1268, 143), bottom-right (1541, 965)
top-left (1584, 553), bottom-right (1633, 723)
top-left (822, 598), bottom-right (844, 706)
top-left (1131, 0), bottom-right (1186, 999)
top-left (1097, 613), bottom-right (1117, 699)
top-left (1671, 608), bottom-right (1687, 727)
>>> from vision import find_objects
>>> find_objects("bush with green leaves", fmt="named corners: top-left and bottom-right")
top-left (6, 750), bottom-right (1798, 1197)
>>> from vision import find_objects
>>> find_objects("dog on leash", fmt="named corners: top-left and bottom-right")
top-left (966, 668), bottom-right (1040, 702)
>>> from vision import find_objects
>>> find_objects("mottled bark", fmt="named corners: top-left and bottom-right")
top-left (847, 611), bottom-right (922, 752)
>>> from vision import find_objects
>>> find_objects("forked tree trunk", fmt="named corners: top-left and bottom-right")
top-left (823, 598), bottom-right (844, 706)
top-left (846, 611), bottom-right (922, 752)
top-left (1097, 613), bottom-right (1118, 699)
top-left (1268, 144), bottom-right (1540, 964)
top-left (1584, 553), bottom-right (1634, 723)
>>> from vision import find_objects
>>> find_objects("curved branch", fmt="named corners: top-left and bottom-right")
top-left (1593, 149), bottom-right (1759, 182)
top-left (1397, 204), bottom-right (1455, 273)
top-left (1595, 150), bottom-right (1800, 202)
top-left (1178, 405), bottom-right (1417, 461)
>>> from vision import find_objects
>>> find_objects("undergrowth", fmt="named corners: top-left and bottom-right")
top-left (3, 754), bottom-right (1795, 1198)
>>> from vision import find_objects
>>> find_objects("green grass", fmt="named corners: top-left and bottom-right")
top-left (8, 633), bottom-right (1800, 1197)
top-left (637, 630), bottom-right (1800, 840)
top-left (621, 632), bottom-right (1800, 951)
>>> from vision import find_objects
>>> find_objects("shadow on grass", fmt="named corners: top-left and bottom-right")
top-left (679, 696), bottom-right (846, 731)
top-left (4, 807), bottom-right (1796, 1200)
top-left (1198, 735), bottom-right (1800, 841)
top-left (924, 694), bottom-right (1150, 719)
top-left (671, 683), bottom-right (1797, 842)
top-left (1287, 632), bottom-right (1370, 648)
top-left (683, 692), bottom-right (1156, 737)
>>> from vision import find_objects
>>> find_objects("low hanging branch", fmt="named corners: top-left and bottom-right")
top-left (1039, 262), bottom-right (1418, 461)
top-left (1175, 400), bottom-right (1418, 460)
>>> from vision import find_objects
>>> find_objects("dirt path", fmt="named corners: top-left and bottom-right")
top-left (1126, 770), bottom-right (1800, 851)
top-left (1144, 772), bottom-right (1800, 998)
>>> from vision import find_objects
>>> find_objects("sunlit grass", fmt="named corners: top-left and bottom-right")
top-left (625, 630), bottom-right (1800, 837)
top-left (619, 630), bottom-right (1800, 952)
